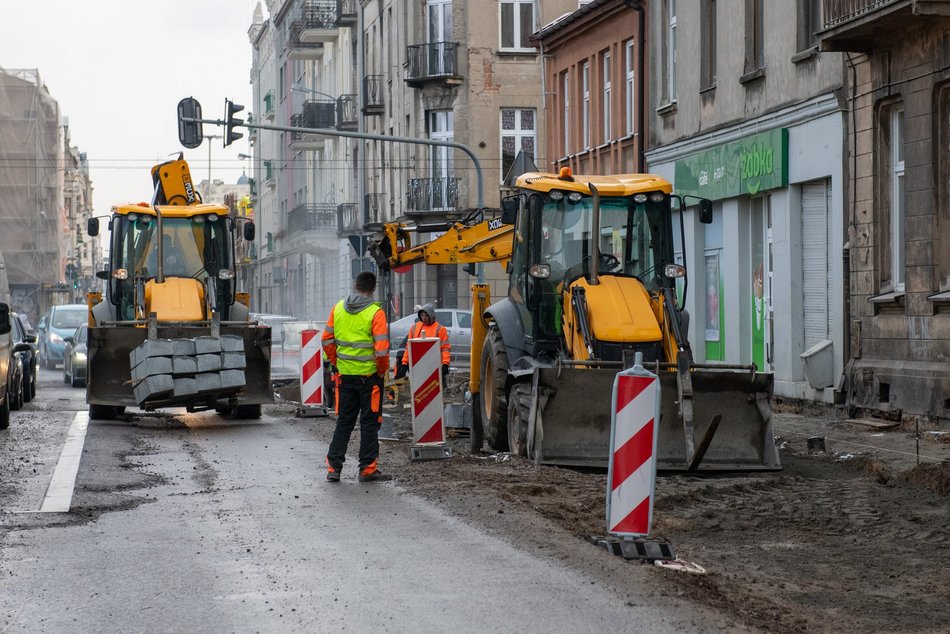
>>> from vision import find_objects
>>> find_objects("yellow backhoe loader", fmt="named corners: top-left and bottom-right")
top-left (370, 169), bottom-right (778, 471)
top-left (83, 157), bottom-right (273, 419)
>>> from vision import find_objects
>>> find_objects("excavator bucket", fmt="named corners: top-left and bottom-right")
top-left (87, 324), bottom-right (274, 410)
top-left (526, 365), bottom-right (779, 471)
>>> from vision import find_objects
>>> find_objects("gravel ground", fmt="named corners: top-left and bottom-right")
top-left (287, 375), bottom-right (950, 634)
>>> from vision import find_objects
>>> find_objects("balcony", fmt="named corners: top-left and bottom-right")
top-left (263, 161), bottom-right (275, 188)
top-left (365, 192), bottom-right (385, 224)
top-left (406, 177), bottom-right (461, 214)
top-left (337, 203), bottom-right (361, 236)
top-left (290, 100), bottom-right (336, 149)
top-left (818, 0), bottom-right (945, 51)
top-left (336, 94), bottom-right (358, 131)
top-left (263, 91), bottom-right (275, 120)
top-left (336, 0), bottom-right (358, 26)
top-left (296, 0), bottom-right (339, 44)
top-left (405, 42), bottom-right (462, 86)
top-left (286, 203), bottom-right (340, 254)
top-left (363, 75), bottom-right (385, 115)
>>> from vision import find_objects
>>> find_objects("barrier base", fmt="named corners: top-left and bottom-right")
top-left (592, 536), bottom-right (676, 562)
top-left (296, 405), bottom-right (330, 418)
top-left (409, 443), bottom-right (453, 461)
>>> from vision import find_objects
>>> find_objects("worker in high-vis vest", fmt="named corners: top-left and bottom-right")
top-left (321, 271), bottom-right (390, 483)
top-left (400, 303), bottom-right (451, 386)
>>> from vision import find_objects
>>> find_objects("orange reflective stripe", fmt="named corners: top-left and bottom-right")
top-left (371, 385), bottom-right (381, 412)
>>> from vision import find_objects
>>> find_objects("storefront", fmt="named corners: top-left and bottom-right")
top-left (646, 96), bottom-right (846, 403)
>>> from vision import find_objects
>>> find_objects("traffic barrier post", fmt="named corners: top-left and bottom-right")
top-left (407, 337), bottom-right (452, 461)
top-left (606, 360), bottom-right (661, 538)
top-left (296, 329), bottom-right (329, 417)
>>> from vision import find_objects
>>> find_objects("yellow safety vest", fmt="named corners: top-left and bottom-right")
top-left (332, 300), bottom-right (381, 375)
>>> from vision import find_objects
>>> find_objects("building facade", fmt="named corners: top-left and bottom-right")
top-left (533, 0), bottom-right (647, 176)
top-left (0, 68), bottom-right (72, 325)
top-left (248, 0), bottom-right (574, 323)
top-left (644, 0), bottom-right (848, 404)
top-left (819, 1), bottom-right (950, 423)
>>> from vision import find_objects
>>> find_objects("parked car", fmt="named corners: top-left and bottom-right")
top-left (11, 313), bottom-right (36, 403)
top-left (63, 324), bottom-right (89, 388)
top-left (0, 303), bottom-right (31, 427)
top-left (389, 308), bottom-right (472, 366)
top-left (37, 304), bottom-right (88, 369)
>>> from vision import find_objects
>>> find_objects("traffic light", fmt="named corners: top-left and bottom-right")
top-left (177, 97), bottom-right (204, 149)
top-left (224, 99), bottom-right (245, 147)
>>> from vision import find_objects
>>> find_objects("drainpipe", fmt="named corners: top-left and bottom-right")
top-left (624, 0), bottom-right (646, 172)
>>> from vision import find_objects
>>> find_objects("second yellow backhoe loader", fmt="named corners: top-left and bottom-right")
top-left (83, 157), bottom-right (273, 419)
top-left (370, 169), bottom-right (778, 471)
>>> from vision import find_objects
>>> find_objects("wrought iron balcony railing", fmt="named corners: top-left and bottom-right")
top-left (336, 94), bottom-right (358, 130)
top-left (365, 192), bottom-right (385, 223)
top-left (406, 177), bottom-right (461, 213)
top-left (363, 75), bottom-right (385, 114)
top-left (301, 0), bottom-right (337, 29)
top-left (288, 203), bottom-right (337, 236)
top-left (406, 42), bottom-right (461, 84)
top-left (822, 0), bottom-right (895, 27)
top-left (336, 0), bottom-right (357, 25)
top-left (337, 203), bottom-right (361, 235)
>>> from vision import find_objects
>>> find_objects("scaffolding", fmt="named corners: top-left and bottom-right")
top-left (0, 68), bottom-right (66, 324)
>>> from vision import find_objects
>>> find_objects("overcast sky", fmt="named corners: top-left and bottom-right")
top-left (0, 0), bottom-right (262, 215)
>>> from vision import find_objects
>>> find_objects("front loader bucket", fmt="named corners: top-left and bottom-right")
top-left (87, 324), bottom-right (274, 409)
top-left (656, 369), bottom-right (779, 471)
top-left (527, 366), bottom-right (779, 471)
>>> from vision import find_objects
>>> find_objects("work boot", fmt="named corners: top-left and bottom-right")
top-left (358, 469), bottom-right (392, 483)
top-left (326, 460), bottom-right (341, 482)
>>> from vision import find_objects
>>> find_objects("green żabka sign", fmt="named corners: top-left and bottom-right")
top-left (674, 128), bottom-right (788, 200)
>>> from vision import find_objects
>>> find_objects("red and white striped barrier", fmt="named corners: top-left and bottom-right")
top-left (606, 365), bottom-right (661, 537)
top-left (408, 337), bottom-right (445, 444)
top-left (298, 329), bottom-right (327, 416)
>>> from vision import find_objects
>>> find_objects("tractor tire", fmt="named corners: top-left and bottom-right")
top-left (507, 382), bottom-right (532, 458)
top-left (478, 325), bottom-right (509, 451)
top-left (232, 404), bottom-right (262, 419)
top-left (89, 404), bottom-right (117, 420)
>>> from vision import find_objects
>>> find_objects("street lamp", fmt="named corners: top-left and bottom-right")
top-left (291, 83), bottom-right (337, 101)
top-left (205, 133), bottom-right (222, 201)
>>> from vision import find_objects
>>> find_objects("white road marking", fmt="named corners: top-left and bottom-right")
top-left (39, 411), bottom-right (90, 513)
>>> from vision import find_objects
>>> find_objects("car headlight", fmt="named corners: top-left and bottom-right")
top-left (75, 352), bottom-right (87, 362)
top-left (50, 333), bottom-right (64, 344)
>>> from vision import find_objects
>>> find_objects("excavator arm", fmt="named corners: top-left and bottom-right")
top-left (368, 218), bottom-right (513, 272)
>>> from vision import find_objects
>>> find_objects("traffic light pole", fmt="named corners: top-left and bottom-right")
top-left (182, 116), bottom-right (486, 210)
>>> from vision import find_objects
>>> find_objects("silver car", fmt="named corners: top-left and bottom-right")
top-left (389, 309), bottom-right (472, 366)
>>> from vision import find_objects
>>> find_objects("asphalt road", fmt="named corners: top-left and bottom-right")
top-left (0, 367), bottom-right (719, 633)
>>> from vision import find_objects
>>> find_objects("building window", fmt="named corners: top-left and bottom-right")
top-left (500, 0), bottom-right (535, 51)
top-left (744, 0), bottom-right (764, 75)
top-left (701, 0), bottom-right (717, 90)
top-left (798, 0), bottom-right (821, 52)
top-left (582, 61), bottom-right (590, 150)
top-left (888, 106), bottom-right (905, 291)
top-left (664, 0), bottom-right (677, 103)
top-left (603, 51), bottom-right (612, 143)
top-left (563, 71), bottom-right (570, 155)
top-left (501, 108), bottom-right (536, 182)
top-left (625, 40), bottom-right (635, 135)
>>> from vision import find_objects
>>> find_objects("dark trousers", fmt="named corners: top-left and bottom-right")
top-left (327, 374), bottom-right (383, 472)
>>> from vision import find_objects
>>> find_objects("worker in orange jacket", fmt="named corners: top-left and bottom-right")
top-left (400, 303), bottom-right (450, 386)
top-left (322, 271), bottom-right (390, 483)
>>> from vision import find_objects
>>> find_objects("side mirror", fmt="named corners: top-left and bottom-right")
top-left (26, 334), bottom-right (37, 344)
top-left (500, 196), bottom-right (518, 225)
top-left (87, 217), bottom-right (99, 236)
top-left (63, 336), bottom-right (74, 345)
top-left (13, 342), bottom-right (32, 354)
top-left (96, 270), bottom-right (109, 280)
top-left (0, 303), bottom-right (10, 336)
top-left (243, 222), bottom-right (256, 241)
top-left (699, 199), bottom-right (713, 224)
